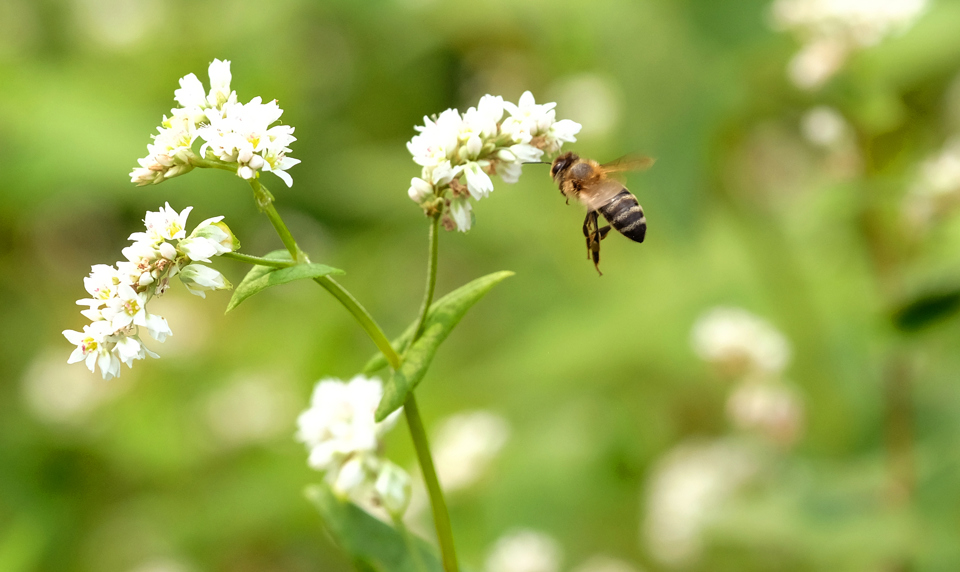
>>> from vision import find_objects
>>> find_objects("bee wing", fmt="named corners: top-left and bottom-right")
top-left (579, 179), bottom-right (629, 212)
top-left (599, 154), bottom-right (656, 175)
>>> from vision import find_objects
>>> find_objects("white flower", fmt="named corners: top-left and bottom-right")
top-left (65, 204), bottom-right (235, 379)
top-left (132, 59), bottom-right (298, 187)
top-left (296, 376), bottom-right (402, 500)
top-left (905, 138), bottom-right (960, 227)
top-left (463, 161), bottom-right (494, 199)
top-left (727, 381), bottom-right (805, 445)
top-left (63, 321), bottom-right (114, 374)
top-left (406, 91), bottom-right (580, 231)
top-left (130, 203), bottom-right (192, 244)
top-left (571, 556), bottom-right (644, 572)
top-left (179, 264), bottom-right (232, 298)
top-left (374, 461), bottom-right (412, 517)
top-left (408, 177), bottom-right (434, 203)
top-left (179, 217), bottom-right (236, 262)
top-left (486, 530), bottom-right (562, 572)
top-left (432, 410), bottom-right (510, 492)
top-left (691, 307), bottom-right (791, 377)
top-left (448, 195), bottom-right (473, 232)
top-left (771, 0), bottom-right (928, 89)
top-left (174, 73), bottom-right (207, 109)
top-left (643, 439), bottom-right (759, 566)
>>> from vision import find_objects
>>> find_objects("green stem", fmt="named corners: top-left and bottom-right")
top-left (247, 181), bottom-right (457, 570)
top-left (411, 214), bottom-right (441, 341)
top-left (249, 179), bottom-right (307, 263)
top-left (190, 156), bottom-right (240, 172)
top-left (405, 395), bottom-right (458, 572)
top-left (402, 214), bottom-right (458, 572)
top-left (313, 276), bottom-right (402, 370)
top-left (221, 251), bottom-right (297, 268)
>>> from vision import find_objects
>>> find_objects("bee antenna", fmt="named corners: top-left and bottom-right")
top-left (523, 161), bottom-right (550, 165)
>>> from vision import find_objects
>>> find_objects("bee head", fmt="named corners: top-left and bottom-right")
top-left (550, 152), bottom-right (578, 181)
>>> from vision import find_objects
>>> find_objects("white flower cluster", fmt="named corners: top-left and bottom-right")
top-left (692, 307), bottom-right (805, 446)
top-left (131, 59), bottom-right (300, 187)
top-left (63, 203), bottom-right (237, 380)
top-left (485, 529), bottom-right (562, 572)
top-left (296, 376), bottom-right (410, 517)
top-left (726, 381), bottom-right (805, 446)
top-left (407, 91), bottom-right (582, 232)
top-left (692, 307), bottom-right (790, 378)
top-left (905, 138), bottom-right (960, 228)
top-left (770, 0), bottom-right (928, 90)
top-left (643, 440), bottom-right (759, 566)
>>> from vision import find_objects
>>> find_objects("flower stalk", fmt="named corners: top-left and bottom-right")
top-left (250, 182), bottom-right (457, 569)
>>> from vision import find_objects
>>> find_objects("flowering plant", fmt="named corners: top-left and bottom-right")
top-left (63, 59), bottom-right (581, 571)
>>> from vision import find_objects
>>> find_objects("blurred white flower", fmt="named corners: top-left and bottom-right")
top-left (64, 204), bottom-right (237, 379)
top-left (642, 439), bottom-right (759, 567)
top-left (801, 105), bottom-right (850, 148)
top-left (432, 410), bottom-right (511, 492)
top-left (727, 381), bottom-right (805, 446)
top-left (771, 0), bottom-right (928, 90)
top-left (691, 307), bottom-right (791, 378)
top-left (126, 558), bottom-right (194, 572)
top-left (131, 59), bottom-right (299, 187)
top-left (571, 555), bottom-right (644, 572)
top-left (549, 74), bottom-right (621, 138)
top-left (22, 349), bottom-right (129, 425)
top-left (296, 376), bottom-right (405, 503)
top-left (486, 529), bottom-right (562, 572)
top-left (407, 91), bottom-right (580, 231)
top-left (375, 461), bottom-right (413, 518)
top-left (204, 375), bottom-right (298, 448)
top-left (905, 138), bottom-right (960, 227)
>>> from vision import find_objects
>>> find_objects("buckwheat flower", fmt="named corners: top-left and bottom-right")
top-left (407, 92), bottom-right (581, 231)
top-left (770, 0), bottom-right (928, 90)
top-left (131, 59), bottom-right (298, 187)
top-left (485, 529), bottom-right (562, 572)
top-left (64, 321), bottom-right (116, 374)
top-left (572, 555), bottom-right (644, 572)
top-left (727, 381), bottom-right (805, 446)
top-left (643, 439), bottom-right (759, 566)
top-left (130, 203), bottom-right (191, 244)
top-left (432, 410), bottom-right (510, 492)
top-left (375, 461), bottom-right (412, 517)
top-left (691, 307), bottom-right (791, 378)
top-left (64, 204), bottom-right (237, 379)
top-left (296, 376), bottom-right (402, 501)
top-left (905, 138), bottom-right (960, 228)
top-left (178, 264), bottom-right (231, 298)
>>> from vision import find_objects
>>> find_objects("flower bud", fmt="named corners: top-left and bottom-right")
top-left (374, 462), bottom-right (411, 517)
top-left (408, 177), bottom-right (433, 203)
top-left (178, 264), bottom-right (232, 298)
top-left (159, 241), bottom-right (178, 260)
top-left (238, 166), bottom-right (255, 180)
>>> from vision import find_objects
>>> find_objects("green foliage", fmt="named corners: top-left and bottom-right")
top-left (893, 288), bottom-right (960, 332)
top-left (375, 271), bottom-right (514, 421)
top-left (305, 484), bottom-right (443, 572)
top-left (226, 250), bottom-right (345, 313)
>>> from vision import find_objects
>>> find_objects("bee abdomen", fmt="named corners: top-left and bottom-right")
top-left (599, 189), bottom-right (646, 243)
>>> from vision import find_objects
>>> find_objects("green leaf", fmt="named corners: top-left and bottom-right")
top-left (893, 288), bottom-right (960, 332)
top-left (305, 484), bottom-right (443, 572)
top-left (226, 250), bottom-right (344, 313)
top-left (375, 271), bottom-right (514, 421)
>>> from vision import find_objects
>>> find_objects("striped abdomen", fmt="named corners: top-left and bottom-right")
top-left (598, 189), bottom-right (646, 242)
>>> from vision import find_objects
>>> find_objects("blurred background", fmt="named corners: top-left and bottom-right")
top-left (4, 0), bottom-right (960, 570)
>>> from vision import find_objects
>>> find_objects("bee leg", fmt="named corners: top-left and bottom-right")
top-left (583, 211), bottom-right (597, 260)
top-left (598, 225), bottom-right (612, 240)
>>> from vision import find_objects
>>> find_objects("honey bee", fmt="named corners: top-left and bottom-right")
top-left (547, 152), bottom-right (655, 275)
